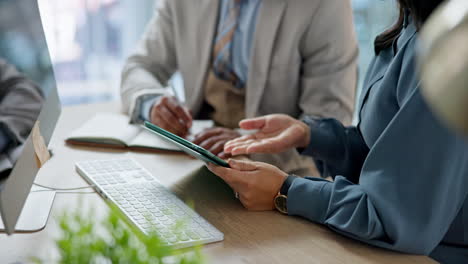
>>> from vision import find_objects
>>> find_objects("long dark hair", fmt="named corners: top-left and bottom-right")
top-left (374, 0), bottom-right (444, 54)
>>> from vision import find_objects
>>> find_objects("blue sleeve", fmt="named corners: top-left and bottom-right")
top-left (0, 126), bottom-right (10, 153)
top-left (288, 89), bottom-right (468, 255)
top-left (301, 117), bottom-right (369, 183)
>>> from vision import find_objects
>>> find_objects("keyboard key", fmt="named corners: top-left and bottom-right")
top-left (120, 203), bottom-right (131, 209)
top-left (187, 231), bottom-right (200, 240)
top-left (167, 236), bottom-right (178, 243)
top-left (145, 204), bottom-right (156, 210)
top-left (137, 218), bottom-right (148, 225)
top-left (177, 233), bottom-right (190, 241)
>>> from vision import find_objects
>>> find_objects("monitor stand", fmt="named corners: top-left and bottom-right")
top-left (0, 187), bottom-right (55, 233)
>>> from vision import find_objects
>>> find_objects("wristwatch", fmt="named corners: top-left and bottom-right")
top-left (274, 175), bottom-right (298, 214)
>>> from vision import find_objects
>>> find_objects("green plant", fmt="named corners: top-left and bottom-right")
top-left (33, 205), bottom-right (205, 264)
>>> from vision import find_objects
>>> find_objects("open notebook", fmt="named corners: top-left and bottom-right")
top-left (66, 113), bottom-right (213, 153)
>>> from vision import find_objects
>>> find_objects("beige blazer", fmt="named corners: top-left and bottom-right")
top-left (121, 0), bottom-right (358, 175)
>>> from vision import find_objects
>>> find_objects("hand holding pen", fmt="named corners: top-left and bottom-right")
top-left (149, 86), bottom-right (193, 137)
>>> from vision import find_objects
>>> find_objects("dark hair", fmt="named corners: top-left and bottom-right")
top-left (374, 0), bottom-right (444, 54)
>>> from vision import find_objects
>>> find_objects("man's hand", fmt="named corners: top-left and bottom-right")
top-left (207, 159), bottom-right (288, 211)
top-left (150, 96), bottom-right (193, 137)
top-left (193, 127), bottom-right (240, 159)
top-left (224, 114), bottom-right (310, 156)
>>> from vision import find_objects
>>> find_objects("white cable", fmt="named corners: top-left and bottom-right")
top-left (56, 191), bottom-right (95, 194)
top-left (33, 182), bottom-right (95, 191)
top-left (31, 189), bottom-right (95, 194)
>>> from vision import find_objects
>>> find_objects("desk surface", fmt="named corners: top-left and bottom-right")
top-left (0, 102), bottom-right (436, 264)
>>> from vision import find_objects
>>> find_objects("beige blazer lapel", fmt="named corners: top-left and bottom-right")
top-left (188, 0), bottom-right (220, 112)
top-left (246, 0), bottom-right (286, 117)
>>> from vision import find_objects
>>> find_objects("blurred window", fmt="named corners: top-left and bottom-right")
top-left (39, 0), bottom-right (397, 106)
top-left (39, 0), bottom-right (156, 105)
top-left (0, 0), bottom-right (54, 95)
top-left (352, 0), bottom-right (398, 96)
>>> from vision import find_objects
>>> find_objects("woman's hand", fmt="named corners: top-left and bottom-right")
top-left (207, 159), bottom-right (288, 211)
top-left (224, 114), bottom-right (310, 156)
top-left (193, 127), bottom-right (241, 159)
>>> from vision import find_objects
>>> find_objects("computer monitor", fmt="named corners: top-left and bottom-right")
top-left (0, 0), bottom-right (61, 235)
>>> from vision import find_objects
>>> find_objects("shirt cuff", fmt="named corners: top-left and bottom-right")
top-left (299, 117), bottom-right (332, 159)
top-left (287, 177), bottom-right (332, 224)
top-left (136, 95), bottom-right (159, 123)
top-left (0, 126), bottom-right (11, 153)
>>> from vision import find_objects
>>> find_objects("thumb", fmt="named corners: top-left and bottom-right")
top-left (239, 116), bottom-right (267, 130)
top-left (228, 159), bottom-right (258, 171)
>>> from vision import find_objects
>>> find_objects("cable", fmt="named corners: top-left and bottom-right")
top-left (56, 191), bottom-right (96, 194)
top-left (33, 182), bottom-right (95, 191)
top-left (31, 189), bottom-right (96, 194)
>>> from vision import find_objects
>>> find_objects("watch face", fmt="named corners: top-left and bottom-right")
top-left (274, 195), bottom-right (288, 214)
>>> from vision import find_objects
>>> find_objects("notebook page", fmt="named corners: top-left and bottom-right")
top-left (67, 113), bottom-right (140, 145)
top-left (129, 128), bottom-right (180, 151)
top-left (186, 120), bottom-right (215, 141)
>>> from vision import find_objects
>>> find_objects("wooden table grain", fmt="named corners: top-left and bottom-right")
top-left (0, 102), bottom-right (437, 264)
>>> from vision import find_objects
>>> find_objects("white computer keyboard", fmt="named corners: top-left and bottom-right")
top-left (75, 158), bottom-right (224, 248)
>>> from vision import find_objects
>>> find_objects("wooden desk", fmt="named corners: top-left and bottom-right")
top-left (0, 102), bottom-right (436, 264)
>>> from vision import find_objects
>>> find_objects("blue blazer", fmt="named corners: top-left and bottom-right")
top-left (287, 20), bottom-right (468, 263)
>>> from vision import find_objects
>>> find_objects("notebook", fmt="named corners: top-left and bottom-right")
top-left (66, 113), bottom-right (213, 153)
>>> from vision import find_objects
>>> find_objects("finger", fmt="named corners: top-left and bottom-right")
top-left (246, 138), bottom-right (282, 154)
top-left (209, 140), bottom-right (226, 155)
top-left (230, 140), bottom-right (264, 155)
top-left (228, 159), bottom-right (258, 171)
top-left (239, 116), bottom-right (267, 130)
top-left (152, 115), bottom-right (169, 130)
top-left (154, 110), bottom-right (186, 136)
top-left (193, 128), bottom-right (223, 145)
top-left (153, 114), bottom-right (177, 132)
top-left (158, 106), bottom-right (188, 134)
top-left (165, 97), bottom-right (192, 128)
top-left (156, 110), bottom-right (185, 136)
top-left (207, 164), bottom-right (243, 192)
top-left (227, 139), bottom-right (257, 155)
top-left (224, 134), bottom-right (254, 148)
top-left (224, 135), bottom-right (255, 152)
top-left (206, 163), bottom-right (245, 185)
top-left (230, 147), bottom-right (250, 156)
top-left (231, 137), bottom-right (282, 154)
top-left (199, 135), bottom-right (228, 150)
top-left (218, 151), bottom-right (231, 159)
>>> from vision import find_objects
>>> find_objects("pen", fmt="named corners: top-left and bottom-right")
top-left (169, 83), bottom-right (192, 129)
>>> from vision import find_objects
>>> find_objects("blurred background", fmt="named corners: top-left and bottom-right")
top-left (35, 0), bottom-right (397, 106)
top-left (0, 0), bottom-right (55, 96)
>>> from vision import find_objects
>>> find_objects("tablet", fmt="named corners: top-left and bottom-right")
top-left (143, 121), bottom-right (230, 167)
